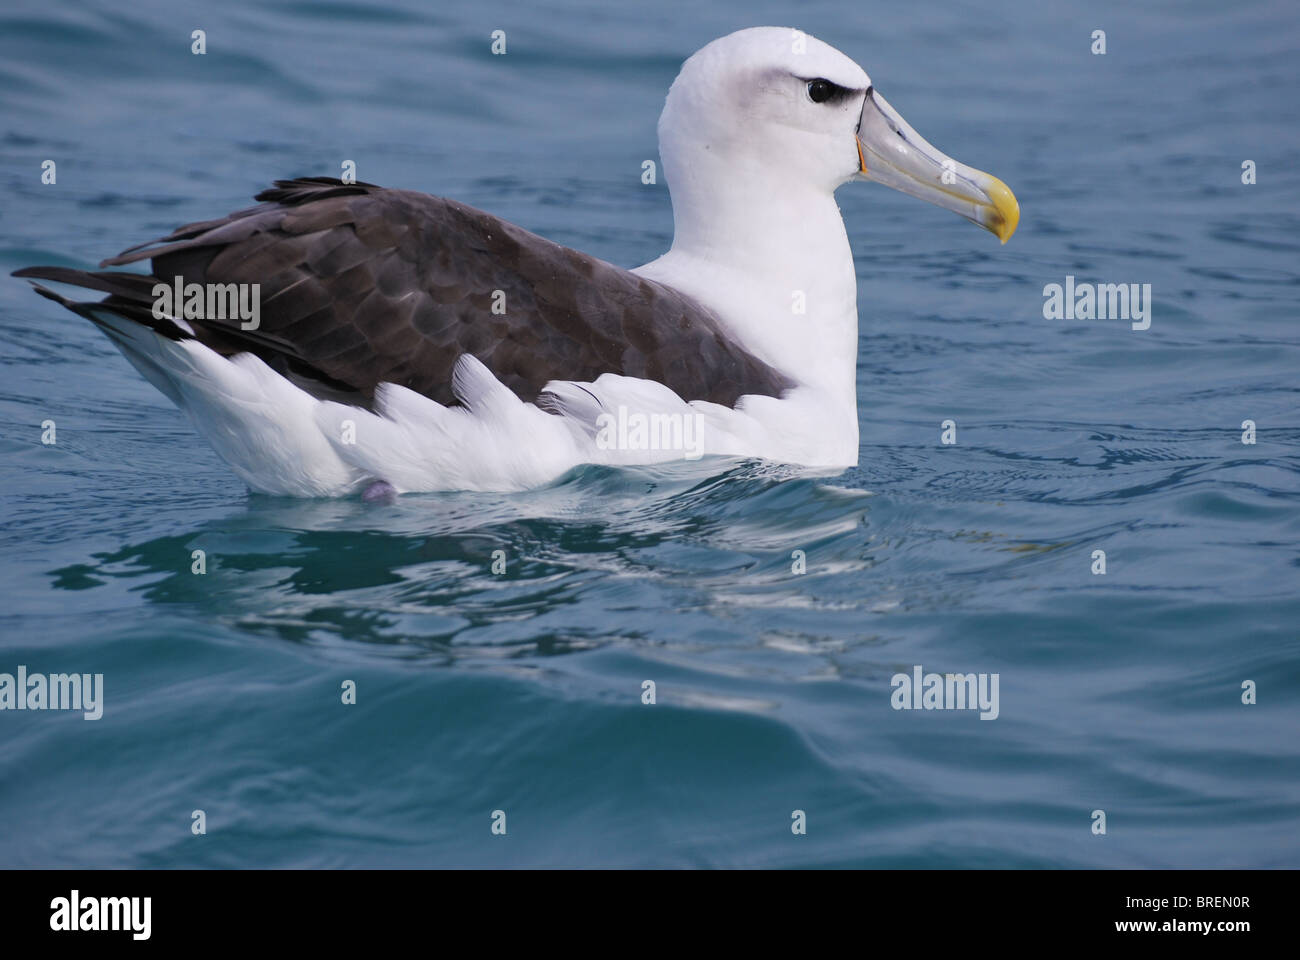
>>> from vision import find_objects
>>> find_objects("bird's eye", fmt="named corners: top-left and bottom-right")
top-left (807, 78), bottom-right (836, 103)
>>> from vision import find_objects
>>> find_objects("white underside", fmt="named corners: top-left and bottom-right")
top-left (91, 308), bottom-right (858, 496)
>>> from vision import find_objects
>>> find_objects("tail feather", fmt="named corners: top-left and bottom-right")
top-left (13, 268), bottom-right (367, 495)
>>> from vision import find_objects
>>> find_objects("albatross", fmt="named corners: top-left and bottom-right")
top-left (15, 26), bottom-right (1018, 496)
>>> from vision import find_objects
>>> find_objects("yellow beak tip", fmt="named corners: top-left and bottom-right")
top-left (984, 175), bottom-right (1020, 244)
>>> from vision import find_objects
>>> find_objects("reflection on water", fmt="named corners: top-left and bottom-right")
top-left (47, 461), bottom-right (878, 664)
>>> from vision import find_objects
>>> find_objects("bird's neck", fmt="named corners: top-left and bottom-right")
top-left (636, 168), bottom-right (860, 404)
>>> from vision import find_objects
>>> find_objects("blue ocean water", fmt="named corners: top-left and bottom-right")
top-left (0, 0), bottom-right (1297, 867)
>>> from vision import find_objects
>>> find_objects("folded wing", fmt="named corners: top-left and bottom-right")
top-left (18, 177), bottom-right (790, 410)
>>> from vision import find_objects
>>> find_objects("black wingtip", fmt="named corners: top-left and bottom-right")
top-left (11, 266), bottom-right (162, 298)
top-left (24, 281), bottom-right (71, 306)
top-left (9, 268), bottom-right (71, 304)
top-left (13, 266), bottom-right (91, 291)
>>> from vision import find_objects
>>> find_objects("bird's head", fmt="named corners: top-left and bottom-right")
top-left (659, 26), bottom-right (1019, 244)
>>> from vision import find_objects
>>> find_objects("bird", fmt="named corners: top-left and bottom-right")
top-left (15, 26), bottom-right (1018, 497)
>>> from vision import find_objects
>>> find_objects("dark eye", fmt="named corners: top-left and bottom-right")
top-left (807, 78), bottom-right (835, 103)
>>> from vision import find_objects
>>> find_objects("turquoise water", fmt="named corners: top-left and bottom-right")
top-left (1, 0), bottom-right (1297, 867)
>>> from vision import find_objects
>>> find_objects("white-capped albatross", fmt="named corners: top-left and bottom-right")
top-left (15, 26), bottom-right (1018, 496)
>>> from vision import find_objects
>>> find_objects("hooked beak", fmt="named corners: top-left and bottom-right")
top-left (855, 88), bottom-right (1019, 244)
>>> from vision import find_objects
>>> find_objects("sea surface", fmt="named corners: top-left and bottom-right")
top-left (0, 0), bottom-right (1296, 867)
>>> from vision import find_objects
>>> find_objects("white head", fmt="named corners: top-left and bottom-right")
top-left (660, 27), bottom-right (871, 195)
top-left (657, 27), bottom-right (1019, 260)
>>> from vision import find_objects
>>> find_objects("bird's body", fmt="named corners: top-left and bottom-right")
top-left (16, 27), bottom-right (1017, 496)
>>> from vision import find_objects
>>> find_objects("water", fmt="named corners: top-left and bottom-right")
top-left (1, 0), bottom-right (1297, 867)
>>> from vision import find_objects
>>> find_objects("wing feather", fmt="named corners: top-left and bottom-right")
top-left (18, 177), bottom-right (792, 408)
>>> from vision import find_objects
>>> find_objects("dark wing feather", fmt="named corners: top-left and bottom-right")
top-left (19, 177), bottom-right (791, 409)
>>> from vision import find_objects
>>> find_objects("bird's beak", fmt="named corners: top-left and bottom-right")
top-left (854, 88), bottom-right (1019, 243)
